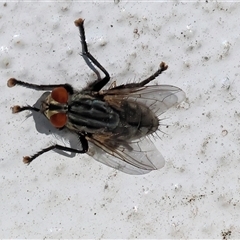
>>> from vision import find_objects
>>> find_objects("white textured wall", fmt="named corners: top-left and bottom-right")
top-left (1, 2), bottom-right (239, 238)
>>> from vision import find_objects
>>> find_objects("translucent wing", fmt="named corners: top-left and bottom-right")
top-left (87, 135), bottom-right (165, 175)
top-left (89, 84), bottom-right (185, 174)
top-left (102, 85), bottom-right (186, 116)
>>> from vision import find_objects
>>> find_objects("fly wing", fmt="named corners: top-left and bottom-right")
top-left (87, 135), bottom-right (165, 175)
top-left (102, 85), bottom-right (186, 116)
top-left (127, 85), bottom-right (186, 116)
top-left (89, 84), bottom-right (184, 174)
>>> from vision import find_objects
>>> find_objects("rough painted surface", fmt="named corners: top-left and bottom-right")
top-left (1, 2), bottom-right (239, 238)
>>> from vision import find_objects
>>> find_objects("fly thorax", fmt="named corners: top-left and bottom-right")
top-left (67, 95), bottom-right (120, 133)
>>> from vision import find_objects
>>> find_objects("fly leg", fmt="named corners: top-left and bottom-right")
top-left (112, 62), bottom-right (168, 90)
top-left (74, 18), bottom-right (110, 91)
top-left (23, 134), bottom-right (88, 164)
top-left (7, 78), bottom-right (74, 113)
top-left (11, 105), bottom-right (40, 113)
top-left (7, 78), bottom-right (74, 93)
top-left (138, 62), bottom-right (168, 87)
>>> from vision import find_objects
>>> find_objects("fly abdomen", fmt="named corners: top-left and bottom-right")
top-left (117, 100), bottom-right (159, 139)
top-left (67, 98), bottom-right (119, 132)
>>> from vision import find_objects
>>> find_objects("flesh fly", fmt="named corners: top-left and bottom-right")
top-left (7, 18), bottom-right (186, 175)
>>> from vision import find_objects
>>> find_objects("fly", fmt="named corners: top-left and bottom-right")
top-left (7, 18), bottom-right (186, 175)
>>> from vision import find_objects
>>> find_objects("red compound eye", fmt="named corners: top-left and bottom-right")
top-left (50, 113), bottom-right (67, 128)
top-left (51, 87), bottom-right (68, 103)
